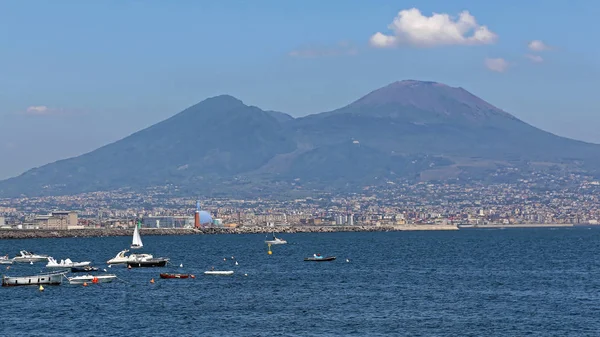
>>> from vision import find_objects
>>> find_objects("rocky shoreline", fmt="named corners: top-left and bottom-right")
top-left (0, 224), bottom-right (458, 240)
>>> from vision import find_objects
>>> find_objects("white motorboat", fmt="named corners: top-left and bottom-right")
top-left (107, 249), bottom-right (153, 265)
top-left (204, 270), bottom-right (234, 276)
top-left (67, 274), bottom-right (117, 284)
top-left (265, 233), bottom-right (287, 245)
top-left (0, 255), bottom-right (13, 265)
top-left (12, 250), bottom-right (50, 263)
top-left (2, 271), bottom-right (67, 286)
top-left (46, 257), bottom-right (91, 268)
top-left (130, 222), bottom-right (143, 249)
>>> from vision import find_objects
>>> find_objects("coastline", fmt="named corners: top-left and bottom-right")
top-left (0, 224), bottom-right (458, 240)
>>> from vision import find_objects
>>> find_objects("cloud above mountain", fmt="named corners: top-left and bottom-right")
top-left (528, 40), bottom-right (551, 51)
top-left (369, 8), bottom-right (497, 48)
top-left (485, 58), bottom-right (509, 72)
top-left (21, 105), bottom-right (75, 116)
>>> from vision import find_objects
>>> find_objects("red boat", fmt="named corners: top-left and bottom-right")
top-left (159, 273), bottom-right (195, 279)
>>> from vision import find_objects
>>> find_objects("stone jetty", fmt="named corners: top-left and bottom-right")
top-left (0, 224), bottom-right (458, 240)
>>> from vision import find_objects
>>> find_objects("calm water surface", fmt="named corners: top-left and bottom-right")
top-left (1, 228), bottom-right (600, 336)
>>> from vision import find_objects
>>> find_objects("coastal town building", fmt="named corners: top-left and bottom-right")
top-left (34, 211), bottom-right (78, 230)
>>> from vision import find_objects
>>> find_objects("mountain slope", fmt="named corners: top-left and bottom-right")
top-left (0, 95), bottom-right (296, 196)
top-left (1, 80), bottom-right (599, 197)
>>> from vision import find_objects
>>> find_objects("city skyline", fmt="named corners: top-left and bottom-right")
top-left (1, 1), bottom-right (598, 179)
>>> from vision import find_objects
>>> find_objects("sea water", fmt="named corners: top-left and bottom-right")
top-left (1, 228), bottom-right (600, 336)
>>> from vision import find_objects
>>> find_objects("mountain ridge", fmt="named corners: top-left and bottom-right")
top-left (1, 80), bottom-right (598, 197)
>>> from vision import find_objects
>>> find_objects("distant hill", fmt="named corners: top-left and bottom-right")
top-left (1, 80), bottom-right (599, 197)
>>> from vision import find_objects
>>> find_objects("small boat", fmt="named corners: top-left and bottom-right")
top-left (130, 221), bottom-right (143, 249)
top-left (2, 271), bottom-right (67, 287)
top-left (160, 273), bottom-right (193, 279)
top-left (107, 249), bottom-right (153, 265)
top-left (265, 233), bottom-right (287, 245)
top-left (304, 254), bottom-right (336, 262)
top-left (12, 250), bottom-right (50, 263)
top-left (46, 257), bottom-right (91, 268)
top-left (71, 266), bottom-right (99, 273)
top-left (204, 270), bottom-right (234, 276)
top-left (68, 274), bottom-right (117, 284)
top-left (0, 255), bottom-right (13, 265)
top-left (127, 257), bottom-right (169, 268)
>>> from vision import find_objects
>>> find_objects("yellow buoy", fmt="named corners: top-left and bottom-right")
top-left (267, 243), bottom-right (272, 255)
top-left (39, 285), bottom-right (44, 291)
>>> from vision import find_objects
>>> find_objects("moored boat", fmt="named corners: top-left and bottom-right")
top-left (0, 255), bottom-right (13, 265)
top-left (304, 254), bottom-right (336, 262)
top-left (12, 250), bottom-right (49, 263)
top-left (46, 257), bottom-right (91, 268)
top-left (204, 270), bottom-right (234, 276)
top-left (265, 233), bottom-right (287, 245)
top-left (2, 271), bottom-right (67, 287)
top-left (107, 249), bottom-right (153, 265)
top-left (68, 274), bottom-right (116, 284)
top-left (160, 273), bottom-right (194, 279)
top-left (127, 257), bottom-right (169, 268)
top-left (130, 221), bottom-right (143, 249)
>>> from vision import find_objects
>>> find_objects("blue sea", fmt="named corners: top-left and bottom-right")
top-left (1, 228), bottom-right (600, 336)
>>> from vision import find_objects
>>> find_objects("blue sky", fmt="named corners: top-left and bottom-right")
top-left (0, 0), bottom-right (598, 179)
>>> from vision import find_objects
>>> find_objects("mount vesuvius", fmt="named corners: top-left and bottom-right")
top-left (1, 80), bottom-right (599, 197)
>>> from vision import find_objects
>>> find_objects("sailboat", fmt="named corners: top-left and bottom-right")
top-left (130, 221), bottom-right (143, 249)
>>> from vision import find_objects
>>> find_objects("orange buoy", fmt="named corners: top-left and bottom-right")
top-left (190, 274), bottom-right (196, 279)
top-left (150, 278), bottom-right (155, 284)
top-left (83, 282), bottom-right (88, 287)
top-left (92, 277), bottom-right (99, 284)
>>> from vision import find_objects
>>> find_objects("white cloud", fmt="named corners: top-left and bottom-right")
top-left (369, 8), bottom-right (497, 48)
top-left (289, 41), bottom-right (358, 58)
top-left (484, 58), bottom-right (509, 72)
top-left (22, 105), bottom-right (65, 116)
top-left (525, 54), bottom-right (544, 63)
top-left (528, 40), bottom-right (551, 51)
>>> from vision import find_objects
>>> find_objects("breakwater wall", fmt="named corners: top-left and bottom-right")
top-left (0, 224), bottom-right (458, 240)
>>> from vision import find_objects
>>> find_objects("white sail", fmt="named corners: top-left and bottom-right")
top-left (131, 225), bottom-right (143, 249)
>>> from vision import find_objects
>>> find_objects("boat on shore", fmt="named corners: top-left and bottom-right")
top-left (160, 273), bottom-right (194, 279)
top-left (2, 271), bottom-right (67, 287)
top-left (204, 270), bottom-right (234, 276)
top-left (107, 249), bottom-right (154, 265)
top-left (71, 266), bottom-right (99, 273)
top-left (12, 250), bottom-right (49, 263)
top-left (304, 254), bottom-right (336, 262)
top-left (265, 233), bottom-right (287, 245)
top-left (127, 257), bottom-right (169, 268)
top-left (68, 274), bottom-right (116, 284)
top-left (46, 257), bottom-right (91, 268)
top-left (130, 222), bottom-right (143, 249)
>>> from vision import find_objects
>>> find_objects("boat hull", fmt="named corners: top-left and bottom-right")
top-left (265, 240), bottom-right (287, 245)
top-left (13, 257), bottom-right (48, 263)
top-left (2, 272), bottom-right (65, 286)
top-left (47, 262), bottom-right (91, 268)
top-left (127, 259), bottom-right (169, 268)
top-left (71, 266), bottom-right (99, 273)
top-left (68, 274), bottom-right (116, 284)
top-left (204, 271), bottom-right (234, 276)
top-left (304, 256), bottom-right (336, 262)
top-left (160, 273), bottom-right (191, 279)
